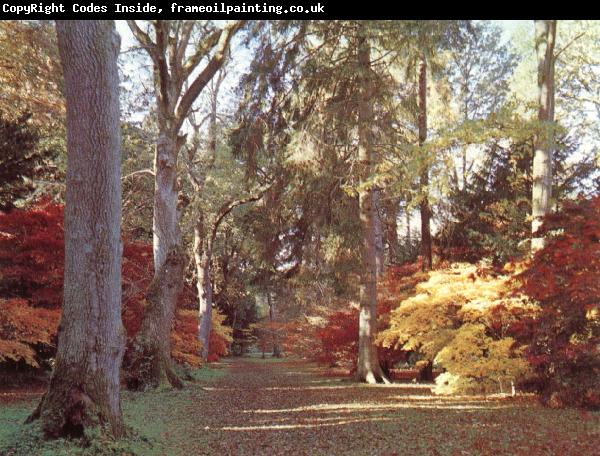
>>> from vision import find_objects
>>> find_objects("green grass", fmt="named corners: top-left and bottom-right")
top-left (0, 366), bottom-right (225, 456)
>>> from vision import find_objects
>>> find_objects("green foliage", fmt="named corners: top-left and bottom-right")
top-left (0, 114), bottom-right (55, 210)
top-left (437, 104), bottom-right (597, 264)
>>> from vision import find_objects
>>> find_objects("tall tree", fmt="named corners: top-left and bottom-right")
top-left (417, 49), bottom-right (433, 271)
top-left (355, 24), bottom-right (388, 384)
top-left (27, 20), bottom-right (125, 438)
top-left (531, 20), bottom-right (557, 251)
top-left (125, 20), bottom-right (242, 388)
top-left (445, 21), bottom-right (518, 190)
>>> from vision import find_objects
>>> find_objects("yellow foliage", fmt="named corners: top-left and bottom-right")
top-left (377, 263), bottom-right (537, 394)
top-left (171, 308), bottom-right (233, 367)
top-left (212, 309), bottom-right (234, 349)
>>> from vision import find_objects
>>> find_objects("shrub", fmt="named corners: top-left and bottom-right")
top-left (378, 263), bottom-right (536, 394)
top-left (0, 201), bottom-right (233, 371)
top-left (518, 196), bottom-right (600, 409)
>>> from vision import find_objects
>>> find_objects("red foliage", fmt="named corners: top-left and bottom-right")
top-left (314, 310), bottom-right (358, 367)
top-left (0, 199), bottom-right (64, 308)
top-left (0, 201), bottom-right (231, 369)
top-left (518, 196), bottom-right (600, 409)
top-left (312, 264), bottom-right (417, 372)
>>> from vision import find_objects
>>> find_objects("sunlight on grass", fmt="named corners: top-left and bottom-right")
top-left (0, 366), bottom-right (226, 456)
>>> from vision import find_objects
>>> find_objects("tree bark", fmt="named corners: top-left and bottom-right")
top-left (28, 20), bottom-right (125, 438)
top-left (355, 24), bottom-right (388, 384)
top-left (125, 21), bottom-right (240, 388)
top-left (383, 195), bottom-right (399, 265)
top-left (418, 52), bottom-right (433, 271)
top-left (531, 20), bottom-right (557, 251)
top-left (195, 216), bottom-right (213, 362)
top-left (373, 188), bottom-right (386, 275)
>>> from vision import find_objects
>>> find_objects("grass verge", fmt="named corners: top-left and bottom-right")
top-left (0, 366), bottom-right (225, 456)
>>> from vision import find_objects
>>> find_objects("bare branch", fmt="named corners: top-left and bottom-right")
top-left (126, 20), bottom-right (158, 63)
top-left (122, 168), bottom-right (155, 180)
top-left (175, 20), bottom-right (244, 131)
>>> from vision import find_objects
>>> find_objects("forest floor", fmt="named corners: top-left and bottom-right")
top-left (1, 357), bottom-right (600, 455)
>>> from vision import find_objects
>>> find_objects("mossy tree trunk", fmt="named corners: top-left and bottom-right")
top-left (27, 20), bottom-right (125, 438)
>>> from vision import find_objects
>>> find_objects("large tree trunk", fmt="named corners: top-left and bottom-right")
top-left (355, 25), bottom-right (388, 384)
top-left (125, 247), bottom-right (184, 390)
top-left (418, 53), bottom-right (433, 271)
top-left (28, 20), bottom-right (125, 438)
top-left (531, 20), bottom-right (557, 251)
top-left (125, 132), bottom-right (185, 390)
top-left (124, 21), bottom-right (240, 390)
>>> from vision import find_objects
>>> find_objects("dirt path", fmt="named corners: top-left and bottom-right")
top-left (160, 358), bottom-right (600, 455)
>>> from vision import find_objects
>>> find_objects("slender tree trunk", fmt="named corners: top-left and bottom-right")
top-left (268, 292), bottom-right (281, 357)
top-left (406, 202), bottom-right (411, 245)
top-left (28, 20), bottom-right (125, 438)
top-left (531, 20), bottom-right (557, 251)
top-left (418, 52), bottom-right (433, 271)
top-left (195, 217), bottom-right (213, 362)
top-left (355, 24), bottom-right (388, 384)
top-left (192, 80), bottom-right (220, 364)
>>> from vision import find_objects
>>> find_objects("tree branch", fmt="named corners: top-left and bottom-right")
top-left (175, 20), bottom-right (244, 132)
top-left (126, 20), bottom-right (158, 64)
top-left (122, 168), bottom-right (155, 180)
top-left (210, 186), bottom-right (268, 247)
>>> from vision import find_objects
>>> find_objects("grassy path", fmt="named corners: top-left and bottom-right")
top-left (2, 358), bottom-right (600, 455)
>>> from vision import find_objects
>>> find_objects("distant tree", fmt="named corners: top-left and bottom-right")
top-left (445, 21), bottom-right (518, 190)
top-left (27, 21), bottom-right (125, 438)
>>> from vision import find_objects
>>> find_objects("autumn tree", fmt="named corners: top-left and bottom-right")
top-left (125, 20), bottom-right (243, 388)
top-left (0, 21), bottom-right (65, 199)
top-left (0, 21), bottom-right (64, 135)
top-left (27, 20), bottom-right (125, 438)
top-left (519, 196), bottom-right (600, 409)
